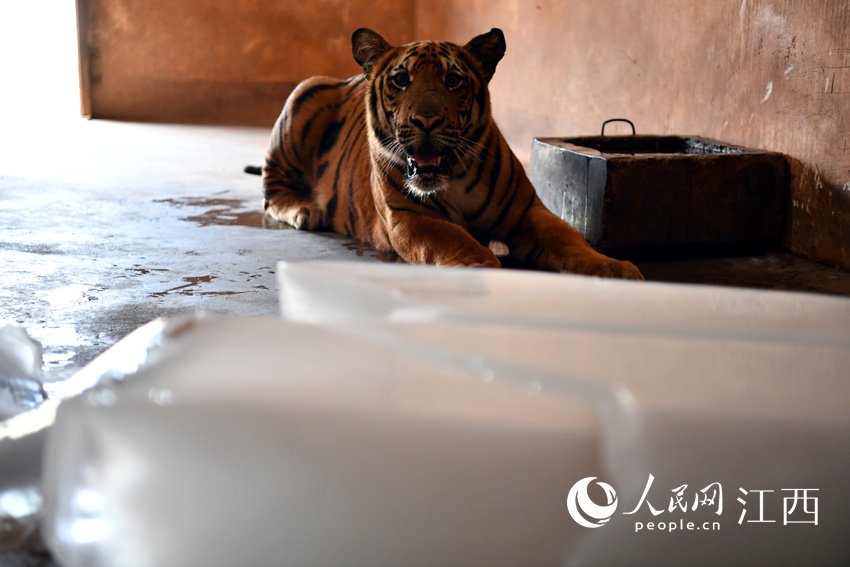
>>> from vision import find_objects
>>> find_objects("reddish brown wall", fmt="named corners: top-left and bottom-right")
top-left (80, 0), bottom-right (414, 125)
top-left (80, 0), bottom-right (850, 268)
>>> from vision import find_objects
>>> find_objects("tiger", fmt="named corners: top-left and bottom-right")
top-left (262, 28), bottom-right (642, 279)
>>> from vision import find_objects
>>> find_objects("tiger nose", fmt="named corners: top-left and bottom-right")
top-left (410, 114), bottom-right (444, 131)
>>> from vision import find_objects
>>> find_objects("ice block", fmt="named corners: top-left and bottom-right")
top-left (40, 263), bottom-right (850, 566)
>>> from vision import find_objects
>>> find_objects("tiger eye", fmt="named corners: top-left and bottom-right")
top-left (445, 73), bottom-right (461, 88)
top-left (393, 72), bottom-right (410, 88)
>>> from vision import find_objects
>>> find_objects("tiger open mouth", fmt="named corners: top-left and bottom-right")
top-left (405, 140), bottom-right (449, 179)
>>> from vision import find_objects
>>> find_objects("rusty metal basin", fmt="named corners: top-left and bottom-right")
top-left (529, 135), bottom-right (787, 254)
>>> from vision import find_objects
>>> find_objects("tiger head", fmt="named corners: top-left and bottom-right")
top-left (352, 28), bottom-right (506, 196)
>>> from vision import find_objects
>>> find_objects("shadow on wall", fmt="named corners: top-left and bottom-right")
top-left (784, 156), bottom-right (850, 268)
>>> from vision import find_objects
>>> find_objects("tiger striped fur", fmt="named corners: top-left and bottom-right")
top-left (263, 28), bottom-right (642, 279)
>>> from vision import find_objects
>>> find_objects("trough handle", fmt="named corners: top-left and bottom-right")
top-left (601, 118), bottom-right (636, 136)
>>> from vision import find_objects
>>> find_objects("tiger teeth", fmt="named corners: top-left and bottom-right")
top-left (406, 155), bottom-right (443, 178)
top-left (406, 157), bottom-right (419, 178)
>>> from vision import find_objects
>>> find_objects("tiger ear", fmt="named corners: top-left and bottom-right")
top-left (463, 28), bottom-right (506, 83)
top-left (352, 28), bottom-right (393, 80)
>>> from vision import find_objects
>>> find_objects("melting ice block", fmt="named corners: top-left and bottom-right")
top-left (41, 263), bottom-right (850, 567)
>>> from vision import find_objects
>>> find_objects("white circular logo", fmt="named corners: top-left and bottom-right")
top-left (567, 477), bottom-right (618, 528)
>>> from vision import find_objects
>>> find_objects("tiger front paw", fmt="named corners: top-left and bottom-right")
top-left (436, 247), bottom-right (502, 268)
top-left (561, 252), bottom-right (643, 280)
top-left (289, 205), bottom-right (323, 230)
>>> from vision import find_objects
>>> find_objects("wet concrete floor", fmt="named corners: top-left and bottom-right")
top-left (0, 118), bottom-right (393, 390)
top-left (2, 118), bottom-right (849, 392)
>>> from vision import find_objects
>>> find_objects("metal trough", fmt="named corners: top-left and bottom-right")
top-left (529, 127), bottom-right (787, 253)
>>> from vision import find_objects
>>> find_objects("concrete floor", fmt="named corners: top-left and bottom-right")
top-left (2, 118), bottom-right (850, 394)
top-left (1, 118), bottom-right (389, 391)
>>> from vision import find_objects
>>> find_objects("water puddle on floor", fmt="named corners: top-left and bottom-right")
top-left (127, 266), bottom-right (170, 276)
top-left (154, 197), bottom-right (288, 229)
top-left (156, 195), bottom-right (399, 263)
top-left (42, 351), bottom-right (77, 369)
top-left (46, 284), bottom-right (104, 306)
top-left (29, 324), bottom-right (93, 373)
top-left (150, 275), bottom-right (249, 297)
top-left (343, 240), bottom-right (401, 263)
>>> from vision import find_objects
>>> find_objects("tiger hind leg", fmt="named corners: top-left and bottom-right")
top-left (262, 166), bottom-right (324, 230)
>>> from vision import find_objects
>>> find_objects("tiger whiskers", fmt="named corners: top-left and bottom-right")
top-left (450, 145), bottom-right (472, 174)
top-left (370, 135), bottom-right (408, 179)
top-left (458, 136), bottom-right (488, 165)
